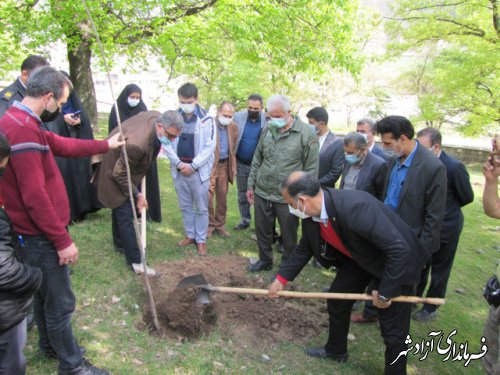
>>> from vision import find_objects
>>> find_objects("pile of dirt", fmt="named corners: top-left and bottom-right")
top-left (141, 255), bottom-right (328, 346)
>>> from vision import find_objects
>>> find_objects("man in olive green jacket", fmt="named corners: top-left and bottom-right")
top-left (246, 94), bottom-right (319, 272)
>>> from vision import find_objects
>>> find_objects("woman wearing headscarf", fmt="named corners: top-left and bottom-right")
top-left (108, 84), bottom-right (162, 223)
top-left (42, 72), bottom-right (100, 222)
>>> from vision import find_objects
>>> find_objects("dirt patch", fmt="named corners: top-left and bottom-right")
top-left (141, 255), bottom-right (328, 346)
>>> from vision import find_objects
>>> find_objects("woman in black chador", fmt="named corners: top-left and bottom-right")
top-left (108, 84), bottom-right (162, 222)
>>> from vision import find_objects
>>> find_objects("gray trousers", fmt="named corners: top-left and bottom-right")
top-left (174, 172), bottom-right (210, 243)
top-left (254, 194), bottom-right (298, 265)
top-left (236, 161), bottom-right (252, 224)
top-left (0, 318), bottom-right (27, 375)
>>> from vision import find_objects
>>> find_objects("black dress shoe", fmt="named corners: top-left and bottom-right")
top-left (41, 345), bottom-right (86, 360)
top-left (247, 261), bottom-right (273, 272)
top-left (233, 222), bottom-right (250, 231)
top-left (305, 347), bottom-right (348, 363)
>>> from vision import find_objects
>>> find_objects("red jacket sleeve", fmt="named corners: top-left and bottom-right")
top-left (44, 131), bottom-right (109, 158)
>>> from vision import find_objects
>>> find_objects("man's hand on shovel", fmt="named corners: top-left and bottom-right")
top-left (268, 278), bottom-right (284, 298)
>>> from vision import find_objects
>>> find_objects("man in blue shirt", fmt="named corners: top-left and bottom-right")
top-left (351, 115), bottom-right (446, 323)
top-left (233, 94), bottom-right (267, 230)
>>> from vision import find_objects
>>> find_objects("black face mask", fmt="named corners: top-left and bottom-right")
top-left (40, 106), bottom-right (61, 123)
top-left (248, 110), bottom-right (260, 120)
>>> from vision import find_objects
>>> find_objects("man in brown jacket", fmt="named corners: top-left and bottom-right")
top-left (92, 110), bottom-right (183, 271)
top-left (208, 102), bottom-right (238, 238)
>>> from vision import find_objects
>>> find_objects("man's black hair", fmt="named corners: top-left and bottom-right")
top-left (306, 107), bottom-right (329, 125)
top-left (375, 115), bottom-right (415, 140)
top-left (280, 172), bottom-right (321, 198)
top-left (177, 83), bottom-right (198, 99)
top-left (247, 94), bottom-right (263, 105)
top-left (417, 127), bottom-right (442, 147)
top-left (21, 55), bottom-right (49, 73)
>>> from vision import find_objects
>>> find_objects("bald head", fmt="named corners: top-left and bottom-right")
top-left (280, 171), bottom-right (323, 217)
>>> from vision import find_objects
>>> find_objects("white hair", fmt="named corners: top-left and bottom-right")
top-left (267, 94), bottom-right (290, 113)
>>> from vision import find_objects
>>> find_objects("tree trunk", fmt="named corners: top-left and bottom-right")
top-left (67, 39), bottom-right (99, 132)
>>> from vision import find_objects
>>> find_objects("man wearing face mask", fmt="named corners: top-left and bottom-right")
top-left (0, 55), bottom-right (49, 119)
top-left (164, 83), bottom-right (216, 256)
top-left (246, 94), bottom-right (319, 272)
top-left (306, 107), bottom-right (344, 188)
top-left (339, 132), bottom-right (386, 199)
top-left (352, 115), bottom-right (446, 324)
top-left (269, 171), bottom-right (427, 375)
top-left (356, 117), bottom-right (387, 161)
top-left (413, 127), bottom-right (473, 321)
top-left (233, 94), bottom-right (267, 230)
top-left (0, 66), bottom-right (125, 375)
top-left (93, 110), bottom-right (183, 272)
top-left (208, 102), bottom-right (238, 238)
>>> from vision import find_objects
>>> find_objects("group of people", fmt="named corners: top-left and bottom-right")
top-left (0, 54), bottom-right (497, 375)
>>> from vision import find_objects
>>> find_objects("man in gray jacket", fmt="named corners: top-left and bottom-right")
top-left (164, 83), bottom-right (216, 256)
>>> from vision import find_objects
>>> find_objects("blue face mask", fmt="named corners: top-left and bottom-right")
top-left (345, 154), bottom-right (360, 165)
top-left (270, 117), bottom-right (287, 129)
top-left (159, 135), bottom-right (172, 148)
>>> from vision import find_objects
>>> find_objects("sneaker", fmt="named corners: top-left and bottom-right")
top-left (132, 263), bottom-right (156, 276)
top-left (412, 308), bottom-right (437, 322)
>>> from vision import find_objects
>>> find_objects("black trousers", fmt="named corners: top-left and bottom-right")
top-left (112, 199), bottom-right (141, 265)
top-left (416, 217), bottom-right (464, 312)
top-left (326, 257), bottom-right (413, 375)
top-left (254, 194), bottom-right (298, 265)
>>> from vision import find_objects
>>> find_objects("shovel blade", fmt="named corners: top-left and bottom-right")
top-left (176, 273), bottom-right (212, 305)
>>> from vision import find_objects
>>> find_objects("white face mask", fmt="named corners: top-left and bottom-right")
top-left (180, 103), bottom-right (196, 114)
top-left (288, 199), bottom-right (310, 219)
top-left (127, 97), bottom-right (140, 107)
top-left (218, 116), bottom-right (232, 126)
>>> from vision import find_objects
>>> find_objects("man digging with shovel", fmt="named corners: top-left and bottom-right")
top-left (268, 171), bottom-right (429, 375)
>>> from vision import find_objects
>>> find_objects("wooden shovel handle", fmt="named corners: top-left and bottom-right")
top-left (206, 286), bottom-right (445, 305)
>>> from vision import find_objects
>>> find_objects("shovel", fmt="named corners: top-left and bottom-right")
top-left (176, 274), bottom-right (445, 305)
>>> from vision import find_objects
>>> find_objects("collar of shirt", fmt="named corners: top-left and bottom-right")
top-left (396, 140), bottom-right (419, 170)
top-left (12, 101), bottom-right (41, 122)
top-left (17, 77), bottom-right (26, 89)
top-left (312, 190), bottom-right (328, 225)
top-left (369, 142), bottom-right (375, 152)
top-left (318, 132), bottom-right (328, 150)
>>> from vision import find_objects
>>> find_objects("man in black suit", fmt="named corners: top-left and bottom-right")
top-left (0, 55), bottom-right (49, 119)
top-left (340, 132), bottom-right (387, 199)
top-left (269, 171), bottom-right (428, 375)
top-left (413, 128), bottom-right (474, 321)
top-left (356, 117), bottom-right (387, 160)
top-left (306, 107), bottom-right (344, 188)
top-left (352, 115), bottom-right (447, 323)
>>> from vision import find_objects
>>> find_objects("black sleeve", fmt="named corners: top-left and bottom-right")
top-left (319, 141), bottom-right (344, 188)
top-left (0, 211), bottom-right (42, 295)
top-left (451, 163), bottom-right (474, 207)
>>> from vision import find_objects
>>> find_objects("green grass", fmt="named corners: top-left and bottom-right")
top-left (24, 161), bottom-right (498, 374)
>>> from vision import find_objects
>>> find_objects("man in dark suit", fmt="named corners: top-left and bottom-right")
top-left (93, 110), bottom-right (183, 272)
top-left (352, 115), bottom-right (447, 323)
top-left (0, 55), bottom-right (49, 119)
top-left (269, 171), bottom-right (428, 375)
top-left (340, 132), bottom-right (387, 199)
top-left (356, 117), bottom-right (387, 160)
top-left (413, 128), bottom-right (474, 321)
top-left (306, 107), bottom-right (344, 187)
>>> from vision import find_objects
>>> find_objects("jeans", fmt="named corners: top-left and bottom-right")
top-left (21, 234), bottom-right (83, 372)
top-left (112, 199), bottom-right (141, 265)
top-left (0, 318), bottom-right (27, 375)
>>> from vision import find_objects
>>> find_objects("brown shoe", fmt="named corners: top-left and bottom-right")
top-left (217, 229), bottom-right (231, 238)
top-left (177, 237), bottom-right (195, 247)
top-left (350, 313), bottom-right (379, 323)
top-left (196, 243), bottom-right (207, 256)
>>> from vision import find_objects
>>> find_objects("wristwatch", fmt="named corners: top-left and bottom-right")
top-left (378, 295), bottom-right (391, 304)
